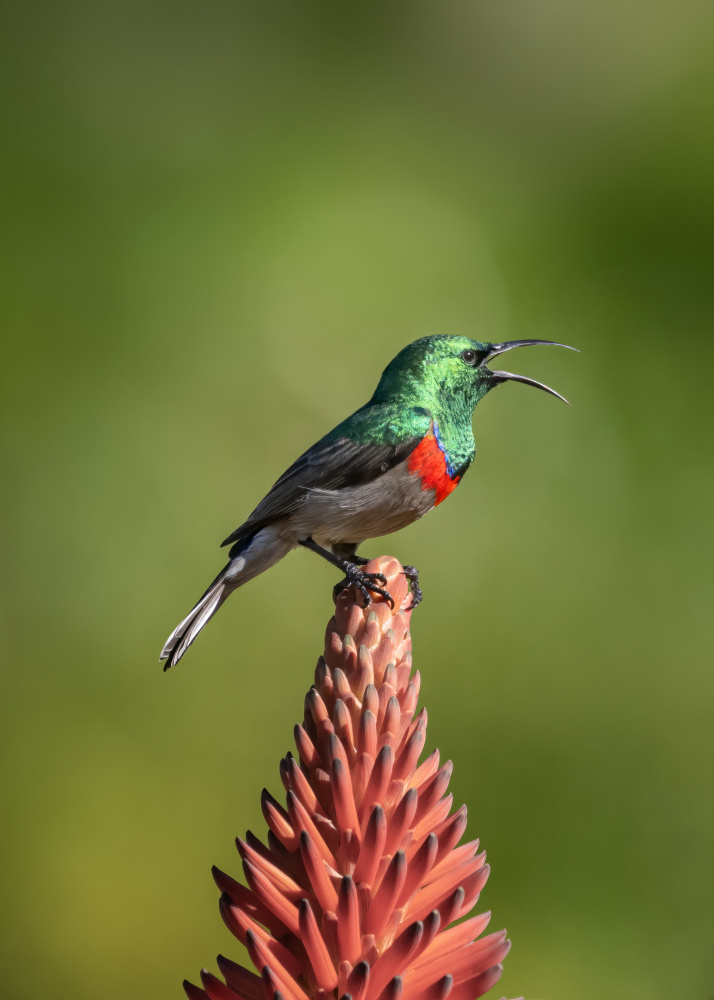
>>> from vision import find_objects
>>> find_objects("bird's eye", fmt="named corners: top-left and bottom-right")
top-left (460, 349), bottom-right (479, 366)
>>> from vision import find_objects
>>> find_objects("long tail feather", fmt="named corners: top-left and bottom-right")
top-left (159, 527), bottom-right (294, 670)
top-left (160, 565), bottom-right (231, 670)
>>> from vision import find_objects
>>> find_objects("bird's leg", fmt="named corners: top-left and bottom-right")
top-left (299, 538), bottom-right (394, 609)
top-left (403, 565), bottom-right (423, 610)
top-left (330, 549), bottom-right (383, 603)
top-left (331, 542), bottom-right (370, 567)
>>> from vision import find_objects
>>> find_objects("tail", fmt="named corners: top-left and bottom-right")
top-left (160, 527), bottom-right (293, 670)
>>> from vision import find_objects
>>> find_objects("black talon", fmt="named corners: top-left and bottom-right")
top-left (346, 557), bottom-right (387, 587)
top-left (403, 565), bottom-right (423, 609)
top-left (299, 537), bottom-right (395, 608)
top-left (338, 564), bottom-right (395, 608)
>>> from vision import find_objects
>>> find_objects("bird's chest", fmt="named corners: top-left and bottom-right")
top-left (405, 431), bottom-right (462, 506)
top-left (291, 429), bottom-right (464, 546)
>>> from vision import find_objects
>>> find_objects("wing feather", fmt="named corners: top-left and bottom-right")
top-left (221, 404), bottom-right (431, 547)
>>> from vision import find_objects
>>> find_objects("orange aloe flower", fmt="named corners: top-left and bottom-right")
top-left (184, 557), bottom-right (513, 1000)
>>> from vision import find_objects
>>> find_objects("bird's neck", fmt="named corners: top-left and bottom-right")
top-left (429, 392), bottom-right (476, 476)
top-left (367, 379), bottom-right (479, 475)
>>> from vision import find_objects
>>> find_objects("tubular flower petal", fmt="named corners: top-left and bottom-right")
top-left (184, 557), bottom-right (513, 1000)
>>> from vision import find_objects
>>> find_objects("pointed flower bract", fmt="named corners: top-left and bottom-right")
top-left (185, 557), bottom-right (511, 1000)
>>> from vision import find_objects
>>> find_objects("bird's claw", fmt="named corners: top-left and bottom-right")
top-left (334, 565), bottom-right (394, 609)
top-left (403, 565), bottom-right (423, 610)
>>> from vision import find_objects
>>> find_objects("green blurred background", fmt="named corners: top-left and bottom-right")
top-left (2, 2), bottom-right (713, 998)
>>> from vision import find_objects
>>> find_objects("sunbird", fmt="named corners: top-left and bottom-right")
top-left (161, 335), bottom-right (574, 668)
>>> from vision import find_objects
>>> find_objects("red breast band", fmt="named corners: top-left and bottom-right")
top-left (407, 433), bottom-right (460, 506)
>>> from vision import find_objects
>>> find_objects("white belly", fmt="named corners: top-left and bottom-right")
top-left (285, 461), bottom-right (436, 548)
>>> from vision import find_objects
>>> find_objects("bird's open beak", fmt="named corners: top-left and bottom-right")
top-left (482, 339), bottom-right (576, 405)
top-left (482, 339), bottom-right (579, 363)
top-left (487, 370), bottom-right (570, 405)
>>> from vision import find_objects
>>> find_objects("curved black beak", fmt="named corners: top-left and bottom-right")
top-left (489, 369), bottom-right (570, 405)
top-left (483, 339), bottom-right (579, 363)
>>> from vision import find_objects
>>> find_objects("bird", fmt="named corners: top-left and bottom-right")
top-left (160, 335), bottom-right (575, 669)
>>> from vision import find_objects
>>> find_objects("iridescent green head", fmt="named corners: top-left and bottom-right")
top-left (370, 334), bottom-right (574, 409)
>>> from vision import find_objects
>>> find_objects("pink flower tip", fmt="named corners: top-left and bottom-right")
top-left (184, 557), bottom-right (511, 1000)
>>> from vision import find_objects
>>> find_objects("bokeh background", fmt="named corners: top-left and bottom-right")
top-left (2, 2), bottom-right (713, 998)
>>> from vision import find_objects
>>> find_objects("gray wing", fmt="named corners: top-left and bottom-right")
top-left (221, 406), bottom-right (431, 550)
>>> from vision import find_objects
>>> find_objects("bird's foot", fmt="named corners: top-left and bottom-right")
top-left (333, 563), bottom-right (394, 609)
top-left (350, 554), bottom-right (371, 566)
top-left (403, 565), bottom-right (423, 609)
